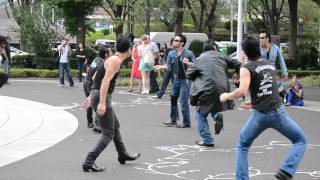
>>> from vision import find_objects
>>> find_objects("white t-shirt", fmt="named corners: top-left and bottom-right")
top-left (58, 45), bottom-right (70, 63)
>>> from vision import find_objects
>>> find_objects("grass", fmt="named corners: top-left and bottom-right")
top-left (298, 75), bottom-right (320, 87)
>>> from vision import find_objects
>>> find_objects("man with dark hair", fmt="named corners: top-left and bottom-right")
top-left (82, 34), bottom-right (140, 172)
top-left (259, 29), bottom-right (288, 79)
top-left (220, 36), bottom-right (307, 180)
top-left (83, 47), bottom-right (111, 131)
top-left (155, 34), bottom-right (195, 128)
top-left (186, 40), bottom-right (240, 147)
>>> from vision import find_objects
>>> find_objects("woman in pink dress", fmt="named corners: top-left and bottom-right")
top-left (128, 40), bottom-right (142, 92)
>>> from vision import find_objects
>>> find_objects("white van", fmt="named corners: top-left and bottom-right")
top-left (95, 39), bottom-right (116, 47)
top-left (149, 32), bottom-right (209, 48)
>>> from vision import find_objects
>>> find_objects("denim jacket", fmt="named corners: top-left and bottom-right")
top-left (260, 44), bottom-right (288, 76)
top-left (165, 48), bottom-right (195, 80)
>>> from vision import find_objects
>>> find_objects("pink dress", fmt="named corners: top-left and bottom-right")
top-left (130, 47), bottom-right (142, 78)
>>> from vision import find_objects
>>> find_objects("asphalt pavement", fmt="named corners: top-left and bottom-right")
top-left (0, 79), bottom-right (319, 180)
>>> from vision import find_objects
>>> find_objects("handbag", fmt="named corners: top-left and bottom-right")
top-left (143, 48), bottom-right (155, 67)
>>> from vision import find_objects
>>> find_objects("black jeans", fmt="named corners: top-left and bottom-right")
top-left (157, 70), bottom-right (173, 97)
top-left (149, 59), bottom-right (159, 92)
top-left (84, 90), bottom-right (127, 164)
top-left (83, 81), bottom-right (93, 124)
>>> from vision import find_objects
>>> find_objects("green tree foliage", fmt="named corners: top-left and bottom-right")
top-left (101, 0), bottom-right (137, 36)
top-left (12, 2), bottom-right (58, 57)
top-left (247, 0), bottom-right (285, 35)
top-left (46, 0), bottom-right (103, 48)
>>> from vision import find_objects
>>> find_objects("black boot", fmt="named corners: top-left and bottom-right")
top-left (275, 169), bottom-right (292, 180)
top-left (118, 153), bottom-right (141, 165)
top-left (82, 162), bottom-right (104, 172)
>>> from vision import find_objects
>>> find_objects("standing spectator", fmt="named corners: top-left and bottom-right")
top-left (82, 34), bottom-right (140, 172)
top-left (155, 34), bottom-right (195, 128)
top-left (0, 36), bottom-right (10, 82)
top-left (128, 40), bottom-right (142, 92)
top-left (156, 38), bottom-right (174, 99)
top-left (58, 37), bottom-right (74, 87)
top-left (186, 40), bottom-right (240, 147)
top-left (76, 42), bottom-right (86, 82)
top-left (259, 29), bottom-right (288, 80)
top-left (0, 38), bottom-right (9, 87)
top-left (159, 43), bottom-right (168, 65)
top-left (138, 35), bottom-right (153, 94)
top-left (220, 37), bottom-right (307, 180)
top-left (286, 74), bottom-right (304, 106)
top-left (148, 36), bottom-right (160, 94)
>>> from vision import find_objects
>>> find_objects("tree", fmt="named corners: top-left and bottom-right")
top-left (144, 0), bottom-right (150, 34)
top-left (184, 0), bottom-right (219, 38)
top-left (288, 0), bottom-right (298, 61)
top-left (151, 0), bottom-right (176, 32)
top-left (247, 0), bottom-right (285, 35)
top-left (46, 0), bottom-right (102, 50)
top-left (175, 0), bottom-right (184, 34)
top-left (12, 2), bottom-right (60, 56)
top-left (101, 0), bottom-right (137, 36)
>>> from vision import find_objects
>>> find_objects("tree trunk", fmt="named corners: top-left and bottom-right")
top-left (144, 0), bottom-right (150, 35)
top-left (185, 0), bottom-right (199, 31)
top-left (76, 15), bottom-right (86, 52)
top-left (205, 0), bottom-right (218, 38)
top-left (288, 0), bottom-right (298, 61)
top-left (114, 5), bottom-right (124, 37)
top-left (198, 0), bottom-right (206, 32)
top-left (175, 0), bottom-right (184, 34)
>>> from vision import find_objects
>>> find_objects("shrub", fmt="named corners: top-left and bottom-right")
top-left (12, 55), bottom-right (36, 68)
top-left (101, 29), bottom-right (110, 35)
top-left (296, 43), bottom-right (319, 70)
top-left (189, 40), bottom-right (204, 58)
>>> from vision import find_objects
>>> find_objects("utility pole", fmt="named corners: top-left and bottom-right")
top-left (230, 0), bottom-right (233, 42)
top-left (236, 0), bottom-right (243, 60)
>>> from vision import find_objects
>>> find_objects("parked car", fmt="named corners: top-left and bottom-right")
top-left (10, 47), bottom-right (30, 57)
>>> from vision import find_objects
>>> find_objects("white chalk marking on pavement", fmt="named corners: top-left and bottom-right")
top-left (0, 96), bottom-right (78, 167)
top-left (136, 141), bottom-right (320, 180)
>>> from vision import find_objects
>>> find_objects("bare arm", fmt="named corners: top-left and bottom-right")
top-left (220, 67), bottom-right (251, 101)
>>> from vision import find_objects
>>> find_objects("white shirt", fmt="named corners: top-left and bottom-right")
top-left (58, 45), bottom-right (70, 63)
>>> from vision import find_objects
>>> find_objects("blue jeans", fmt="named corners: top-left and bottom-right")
top-left (2, 61), bottom-right (10, 75)
top-left (77, 62), bottom-right (84, 82)
top-left (287, 90), bottom-right (304, 106)
top-left (236, 105), bottom-right (307, 180)
top-left (170, 79), bottom-right (190, 126)
top-left (196, 112), bottom-right (221, 144)
top-left (59, 62), bottom-right (74, 85)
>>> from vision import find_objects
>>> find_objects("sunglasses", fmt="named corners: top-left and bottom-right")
top-left (173, 39), bottom-right (182, 42)
top-left (259, 36), bottom-right (266, 39)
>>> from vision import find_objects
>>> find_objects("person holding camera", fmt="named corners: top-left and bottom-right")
top-left (57, 37), bottom-right (74, 87)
